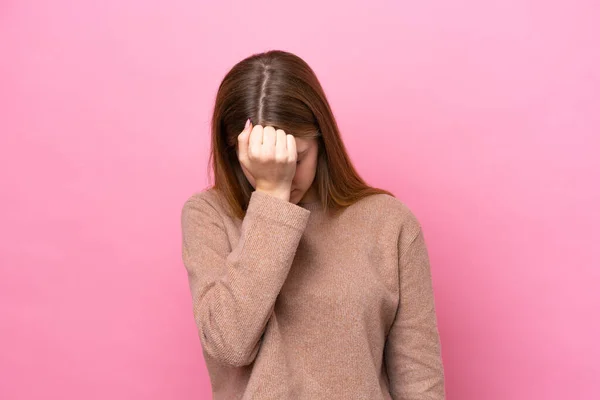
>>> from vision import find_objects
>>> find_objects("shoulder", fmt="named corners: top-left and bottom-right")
top-left (181, 187), bottom-right (228, 223)
top-left (183, 187), bottom-right (221, 207)
top-left (349, 193), bottom-right (423, 240)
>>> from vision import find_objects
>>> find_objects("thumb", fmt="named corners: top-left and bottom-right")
top-left (237, 118), bottom-right (252, 162)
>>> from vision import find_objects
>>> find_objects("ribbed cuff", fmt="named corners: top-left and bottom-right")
top-left (246, 190), bottom-right (311, 230)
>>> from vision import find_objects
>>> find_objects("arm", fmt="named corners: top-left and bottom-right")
top-left (181, 189), bottom-right (310, 367)
top-left (385, 228), bottom-right (445, 399)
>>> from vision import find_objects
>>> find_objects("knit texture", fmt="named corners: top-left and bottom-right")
top-left (181, 188), bottom-right (445, 399)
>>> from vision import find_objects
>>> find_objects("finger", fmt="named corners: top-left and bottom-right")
top-left (249, 123), bottom-right (263, 151)
top-left (286, 134), bottom-right (297, 162)
top-left (275, 129), bottom-right (287, 157)
top-left (262, 126), bottom-right (276, 151)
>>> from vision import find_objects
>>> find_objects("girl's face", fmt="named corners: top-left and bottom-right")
top-left (239, 136), bottom-right (319, 204)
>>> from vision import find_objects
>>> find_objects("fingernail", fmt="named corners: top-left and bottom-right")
top-left (245, 118), bottom-right (250, 129)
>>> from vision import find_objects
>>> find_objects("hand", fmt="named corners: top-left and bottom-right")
top-left (237, 119), bottom-right (297, 201)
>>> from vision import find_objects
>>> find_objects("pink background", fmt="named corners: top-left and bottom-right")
top-left (1, 1), bottom-right (599, 399)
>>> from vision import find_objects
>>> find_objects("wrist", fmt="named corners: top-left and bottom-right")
top-left (255, 186), bottom-right (291, 202)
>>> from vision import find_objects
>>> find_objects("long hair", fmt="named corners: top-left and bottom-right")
top-left (206, 49), bottom-right (395, 220)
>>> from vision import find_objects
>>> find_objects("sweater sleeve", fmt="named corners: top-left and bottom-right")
top-left (181, 189), bottom-right (311, 367)
top-left (385, 227), bottom-right (446, 399)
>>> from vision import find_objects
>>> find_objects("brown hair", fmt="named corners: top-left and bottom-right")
top-left (205, 49), bottom-right (395, 220)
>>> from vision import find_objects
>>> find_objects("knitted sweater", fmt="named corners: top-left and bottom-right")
top-left (181, 188), bottom-right (445, 399)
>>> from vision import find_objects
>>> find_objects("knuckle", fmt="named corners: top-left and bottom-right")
top-left (261, 150), bottom-right (274, 162)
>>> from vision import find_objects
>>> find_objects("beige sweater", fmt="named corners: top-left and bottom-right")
top-left (181, 188), bottom-right (445, 399)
